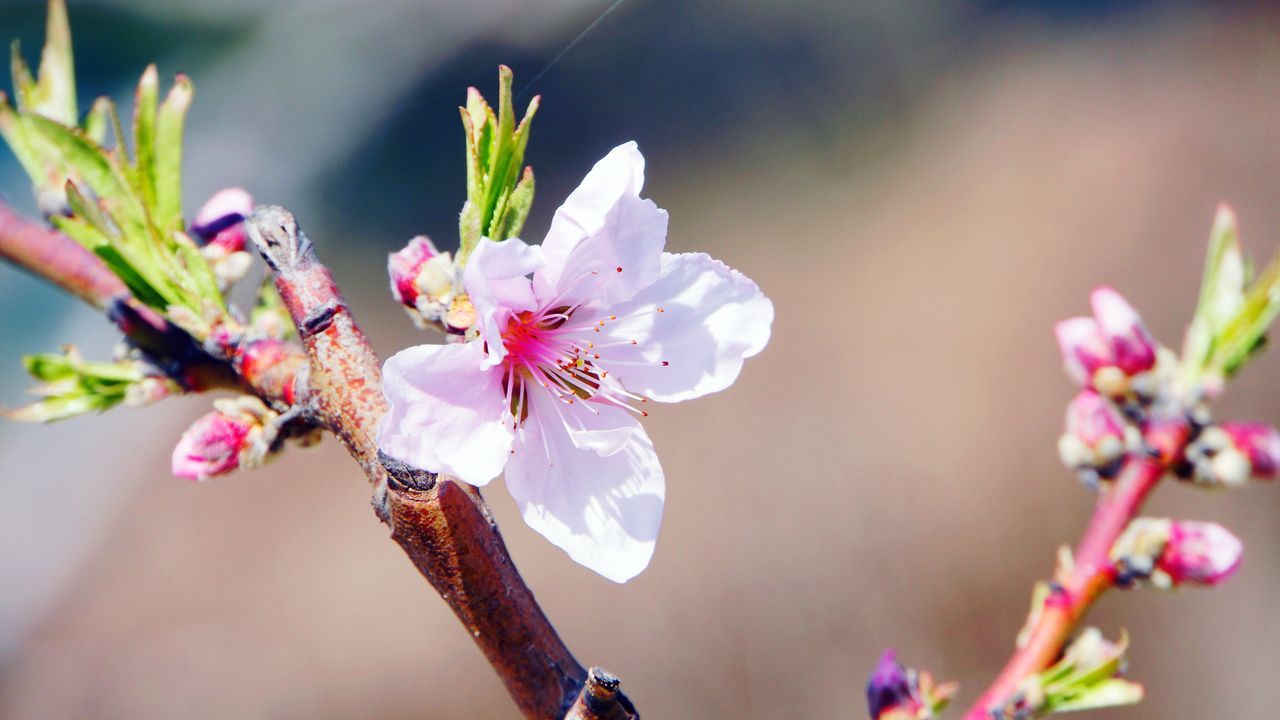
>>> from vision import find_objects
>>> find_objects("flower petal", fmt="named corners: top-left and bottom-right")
top-left (534, 142), bottom-right (667, 307)
top-left (506, 402), bottom-right (665, 583)
top-left (593, 252), bottom-right (773, 402)
top-left (377, 342), bottom-right (513, 486)
top-left (463, 237), bottom-right (544, 369)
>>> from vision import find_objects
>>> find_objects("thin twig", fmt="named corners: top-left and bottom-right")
top-left (961, 417), bottom-right (1190, 719)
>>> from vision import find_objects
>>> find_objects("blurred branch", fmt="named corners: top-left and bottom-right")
top-left (245, 206), bottom-right (632, 719)
top-left (0, 201), bottom-right (125, 309)
top-left (961, 417), bottom-right (1190, 718)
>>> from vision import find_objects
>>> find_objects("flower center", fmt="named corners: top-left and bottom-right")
top-left (497, 304), bottom-right (650, 426)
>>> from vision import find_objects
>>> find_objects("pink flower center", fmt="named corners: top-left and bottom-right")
top-left (497, 303), bottom-right (654, 426)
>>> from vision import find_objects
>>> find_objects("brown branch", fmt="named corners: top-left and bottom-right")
top-left (563, 667), bottom-right (638, 720)
top-left (961, 417), bottom-right (1191, 719)
top-left (245, 206), bottom-right (625, 719)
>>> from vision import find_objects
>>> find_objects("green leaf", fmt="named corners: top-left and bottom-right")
top-left (24, 113), bottom-right (145, 232)
top-left (10, 41), bottom-right (37, 110)
top-left (131, 64), bottom-right (159, 211)
top-left (0, 93), bottom-right (42, 181)
top-left (1050, 679), bottom-right (1144, 713)
top-left (492, 166), bottom-right (534, 241)
top-left (153, 73), bottom-right (192, 234)
top-left (83, 96), bottom-right (112, 146)
top-left (35, 0), bottom-right (76, 125)
top-left (7, 348), bottom-right (146, 423)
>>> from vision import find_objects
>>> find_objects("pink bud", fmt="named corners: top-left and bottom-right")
top-left (388, 235), bottom-right (453, 310)
top-left (1090, 287), bottom-right (1156, 376)
top-left (1055, 317), bottom-right (1112, 386)
top-left (1158, 521), bottom-right (1243, 587)
top-left (1059, 390), bottom-right (1129, 472)
top-left (192, 187), bottom-right (254, 253)
top-left (1219, 422), bottom-right (1280, 480)
top-left (388, 236), bottom-right (439, 305)
top-left (171, 410), bottom-right (253, 481)
top-left (1065, 390), bottom-right (1126, 448)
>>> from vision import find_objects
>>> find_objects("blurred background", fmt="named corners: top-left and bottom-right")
top-left (3, 0), bottom-right (1280, 717)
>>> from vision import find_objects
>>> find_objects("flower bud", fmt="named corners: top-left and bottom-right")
top-left (1055, 288), bottom-right (1159, 398)
top-left (388, 235), bottom-right (456, 325)
top-left (192, 187), bottom-right (254, 288)
top-left (1055, 317), bottom-right (1111, 387)
top-left (1057, 390), bottom-right (1131, 476)
top-left (171, 397), bottom-right (279, 481)
top-left (1111, 518), bottom-right (1243, 588)
top-left (864, 650), bottom-right (955, 720)
top-left (866, 650), bottom-right (919, 720)
top-left (1159, 520), bottom-right (1243, 587)
top-left (1091, 287), bottom-right (1157, 376)
top-left (1184, 422), bottom-right (1280, 486)
top-left (192, 187), bottom-right (253, 253)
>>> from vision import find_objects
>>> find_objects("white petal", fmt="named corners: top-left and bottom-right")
top-left (377, 342), bottom-right (513, 486)
top-left (533, 142), bottom-right (667, 307)
top-left (463, 238), bottom-right (544, 369)
top-left (593, 252), bottom-right (772, 402)
top-left (505, 404), bottom-right (665, 583)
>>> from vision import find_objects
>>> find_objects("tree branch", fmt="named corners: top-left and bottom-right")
top-left (245, 206), bottom-right (629, 719)
top-left (0, 202), bottom-right (127, 309)
top-left (961, 417), bottom-right (1190, 719)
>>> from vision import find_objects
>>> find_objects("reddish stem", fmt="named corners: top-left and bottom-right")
top-left (962, 418), bottom-right (1189, 719)
top-left (0, 202), bottom-right (127, 309)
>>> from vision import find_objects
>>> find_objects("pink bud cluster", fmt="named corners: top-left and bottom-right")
top-left (1111, 518), bottom-right (1243, 589)
top-left (1056, 287), bottom-right (1160, 400)
top-left (387, 235), bottom-right (458, 328)
top-left (1184, 421), bottom-right (1280, 487)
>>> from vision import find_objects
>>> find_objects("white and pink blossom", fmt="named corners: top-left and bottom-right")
top-left (378, 142), bottom-right (773, 582)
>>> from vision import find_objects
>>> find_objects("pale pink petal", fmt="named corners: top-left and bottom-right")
top-left (378, 342), bottom-right (512, 486)
top-left (590, 252), bottom-right (772, 402)
top-left (505, 401), bottom-right (665, 583)
top-left (533, 142), bottom-right (667, 307)
top-left (463, 238), bottom-right (544, 369)
top-left (525, 385), bottom-right (640, 457)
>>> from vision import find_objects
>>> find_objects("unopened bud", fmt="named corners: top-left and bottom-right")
top-left (864, 650), bottom-right (955, 720)
top-left (1091, 287), bottom-right (1157, 376)
top-left (1185, 422), bottom-right (1280, 486)
top-left (192, 187), bottom-right (254, 288)
top-left (1056, 288), bottom-right (1160, 399)
top-left (388, 236), bottom-right (456, 326)
top-left (1058, 390), bottom-right (1132, 477)
top-left (1111, 518), bottom-right (1242, 588)
top-left (866, 650), bottom-right (920, 720)
top-left (1160, 520), bottom-right (1243, 587)
top-left (171, 397), bottom-right (279, 481)
top-left (1055, 317), bottom-right (1111, 387)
